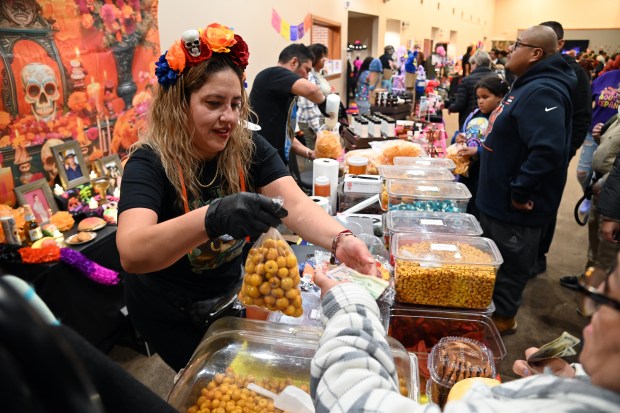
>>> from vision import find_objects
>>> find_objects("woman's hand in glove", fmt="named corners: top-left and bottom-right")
top-left (205, 193), bottom-right (288, 239)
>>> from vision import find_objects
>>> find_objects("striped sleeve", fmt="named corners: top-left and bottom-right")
top-left (311, 283), bottom-right (438, 413)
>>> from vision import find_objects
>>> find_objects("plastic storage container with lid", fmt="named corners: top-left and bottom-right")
top-left (379, 165), bottom-right (455, 181)
top-left (391, 233), bottom-right (503, 309)
top-left (388, 307), bottom-right (505, 404)
top-left (393, 156), bottom-right (456, 172)
top-left (167, 317), bottom-right (420, 411)
top-left (386, 179), bottom-right (471, 212)
top-left (426, 337), bottom-right (496, 407)
top-left (384, 211), bottom-right (482, 248)
top-left (379, 167), bottom-right (455, 211)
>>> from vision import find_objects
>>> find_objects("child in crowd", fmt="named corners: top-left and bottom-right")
top-left (453, 75), bottom-right (509, 218)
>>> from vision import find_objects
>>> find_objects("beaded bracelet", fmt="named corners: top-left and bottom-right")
top-left (330, 229), bottom-right (354, 264)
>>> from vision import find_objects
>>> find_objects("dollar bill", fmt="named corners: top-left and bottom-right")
top-left (327, 264), bottom-right (389, 299)
top-left (526, 331), bottom-right (581, 363)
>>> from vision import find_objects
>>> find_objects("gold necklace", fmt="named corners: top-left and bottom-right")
top-left (197, 168), bottom-right (218, 188)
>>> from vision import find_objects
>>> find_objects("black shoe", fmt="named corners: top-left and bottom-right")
top-left (559, 275), bottom-right (579, 290)
top-left (529, 258), bottom-right (547, 278)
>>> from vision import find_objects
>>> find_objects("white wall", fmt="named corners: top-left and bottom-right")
top-left (158, 0), bottom-right (350, 94)
top-left (156, 0), bottom-right (620, 100)
top-left (492, 0), bottom-right (620, 43)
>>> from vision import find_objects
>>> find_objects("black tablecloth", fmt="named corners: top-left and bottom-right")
top-left (0, 225), bottom-right (126, 351)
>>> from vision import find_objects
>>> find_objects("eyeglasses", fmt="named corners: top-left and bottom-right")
top-left (577, 268), bottom-right (620, 313)
top-left (513, 41), bottom-right (542, 50)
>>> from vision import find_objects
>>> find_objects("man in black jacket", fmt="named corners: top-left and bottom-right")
top-left (533, 21), bottom-right (593, 278)
top-left (448, 50), bottom-right (496, 130)
top-left (477, 26), bottom-right (576, 333)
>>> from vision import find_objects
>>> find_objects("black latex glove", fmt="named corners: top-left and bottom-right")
top-left (205, 193), bottom-right (288, 239)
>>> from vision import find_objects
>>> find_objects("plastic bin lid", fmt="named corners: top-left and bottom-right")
top-left (391, 233), bottom-right (503, 266)
top-left (386, 211), bottom-right (482, 236)
top-left (387, 179), bottom-right (472, 199)
top-left (393, 156), bottom-right (456, 170)
top-left (379, 165), bottom-right (454, 181)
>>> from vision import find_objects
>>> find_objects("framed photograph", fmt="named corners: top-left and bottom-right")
top-left (51, 140), bottom-right (90, 189)
top-left (95, 154), bottom-right (123, 194)
top-left (14, 178), bottom-right (58, 225)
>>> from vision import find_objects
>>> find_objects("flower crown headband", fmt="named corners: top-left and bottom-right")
top-left (155, 23), bottom-right (249, 87)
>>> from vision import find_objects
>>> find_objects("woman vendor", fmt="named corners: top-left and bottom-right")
top-left (116, 23), bottom-right (376, 371)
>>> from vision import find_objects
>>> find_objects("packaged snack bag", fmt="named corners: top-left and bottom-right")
top-left (239, 227), bottom-right (303, 317)
top-left (445, 143), bottom-right (471, 176)
top-left (314, 126), bottom-right (343, 159)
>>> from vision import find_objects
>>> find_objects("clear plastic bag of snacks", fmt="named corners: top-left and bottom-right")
top-left (314, 125), bottom-right (343, 159)
top-left (239, 227), bottom-right (303, 317)
top-left (445, 143), bottom-right (470, 176)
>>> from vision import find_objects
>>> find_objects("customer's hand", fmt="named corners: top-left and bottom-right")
top-left (313, 267), bottom-right (345, 298)
top-left (205, 193), bottom-right (288, 239)
top-left (512, 199), bottom-right (534, 212)
top-left (601, 219), bottom-right (620, 243)
top-left (592, 122), bottom-right (604, 141)
top-left (512, 347), bottom-right (576, 378)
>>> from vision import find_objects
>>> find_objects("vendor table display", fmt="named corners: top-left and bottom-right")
top-left (0, 225), bottom-right (125, 351)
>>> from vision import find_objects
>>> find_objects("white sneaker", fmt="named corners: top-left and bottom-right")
top-left (579, 198), bottom-right (591, 215)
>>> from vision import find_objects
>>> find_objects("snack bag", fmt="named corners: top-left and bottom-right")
top-left (314, 127), bottom-right (343, 159)
top-left (370, 140), bottom-right (426, 165)
top-left (445, 143), bottom-right (470, 176)
top-left (239, 227), bottom-right (303, 317)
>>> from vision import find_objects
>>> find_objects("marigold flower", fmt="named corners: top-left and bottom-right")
top-left (166, 40), bottom-right (186, 72)
top-left (81, 13), bottom-right (94, 29)
top-left (202, 23), bottom-right (236, 53)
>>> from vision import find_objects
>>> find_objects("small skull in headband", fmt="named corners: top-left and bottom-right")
top-left (182, 29), bottom-right (201, 57)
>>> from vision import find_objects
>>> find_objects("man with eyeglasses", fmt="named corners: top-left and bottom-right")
top-left (476, 26), bottom-right (576, 334)
top-left (309, 257), bottom-right (620, 412)
top-left (532, 21), bottom-right (592, 279)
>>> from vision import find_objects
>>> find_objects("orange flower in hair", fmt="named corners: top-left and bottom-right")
top-left (166, 39), bottom-right (187, 72)
top-left (202, 23), bottom-right (236, 53)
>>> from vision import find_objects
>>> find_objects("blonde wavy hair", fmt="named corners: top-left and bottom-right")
top-left (132, 54), bottom-right (254, 209)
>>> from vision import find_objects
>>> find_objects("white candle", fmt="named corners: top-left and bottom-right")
top-left (105, 116), bottom-right (111, 154)
top-left (113, 187), bottom-right (120, 198)
top-left (54, 184), bottom-right (64, 196)
top-left (88, 198), bottom-right (99, 209)
top-left (89, 170), bottom-right (97, 180)
top-left (87, 77), bottom-right (102, 112)
top-left (96, 116), bottom-right (103, 152)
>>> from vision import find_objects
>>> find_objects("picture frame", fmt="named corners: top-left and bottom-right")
top-left (95, 154), bottom-right (123, 194)
top-left (51, 140), bottom-right (90, 189)
top-left (14, 178), bottom-right (58, 225)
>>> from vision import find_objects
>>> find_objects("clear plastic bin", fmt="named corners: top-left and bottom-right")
top-left (391, 233), bottom-right (503, 309)
top-left (386, 179), bottom-right (471, 212)
top-left (384, 211), bottom-right (482, 247)
top-left (427, 337), bottom-right (496, 407)
top-left (167, 317), bottom-right (420, 410)
top-left (393, 156), bottom-right (456, 172)
top-left (388, 307), bottom-right (505, 402)
top-left (379, 165), bottom-right (455, 181)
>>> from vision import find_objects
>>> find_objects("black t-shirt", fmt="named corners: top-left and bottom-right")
top-left (118, 133), bottom-right (290, 299)
top-left (249, 66), bottom-right (301, 163)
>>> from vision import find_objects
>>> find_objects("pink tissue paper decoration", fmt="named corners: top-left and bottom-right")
top-left (60, 248), bottom-right (120, 285)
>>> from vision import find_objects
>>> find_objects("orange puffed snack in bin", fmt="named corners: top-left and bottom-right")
top-left (239, 227), bottom-right (303, 317)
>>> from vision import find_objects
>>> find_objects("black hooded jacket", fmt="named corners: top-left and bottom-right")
top-left (477, 53), bottom-right (577, 226)
top-left (563, 54), bottom-right (592, 159)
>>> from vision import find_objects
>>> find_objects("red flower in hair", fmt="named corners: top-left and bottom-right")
top-left (229, 34), bottom-right (249, 69)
